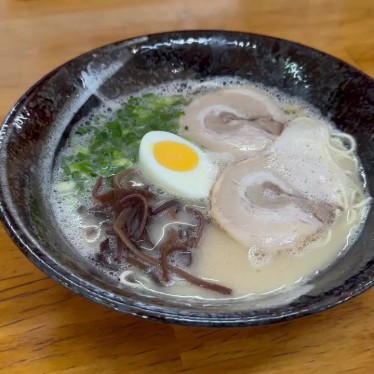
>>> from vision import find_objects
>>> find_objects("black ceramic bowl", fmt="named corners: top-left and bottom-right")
top-left (1, 31), bottom-right (374, 327)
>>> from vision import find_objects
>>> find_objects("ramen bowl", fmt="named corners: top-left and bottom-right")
top-left (1, 31), bottom-right (374, 327)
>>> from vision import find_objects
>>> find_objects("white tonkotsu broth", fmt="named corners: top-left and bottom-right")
top-left (51, 78), bottom-right (371, 304)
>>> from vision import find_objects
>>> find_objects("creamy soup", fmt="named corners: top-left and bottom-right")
top-left (51, 78), bottom-right (371, 303)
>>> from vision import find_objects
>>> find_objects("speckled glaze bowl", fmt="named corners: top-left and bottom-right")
top-left (1, 31), bottom-right (374, 327)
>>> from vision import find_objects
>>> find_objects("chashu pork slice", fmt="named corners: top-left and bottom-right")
top-left (210, 156), bottom-right (335, 256)
top-left (181, 87), bottom-right (285, 159)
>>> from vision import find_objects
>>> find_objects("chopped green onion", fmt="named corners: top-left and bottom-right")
top-left (61, 93), bottom-right (188, 192)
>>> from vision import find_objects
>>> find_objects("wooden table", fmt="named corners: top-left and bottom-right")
top-left (1, 0), bottom-right (374, 372)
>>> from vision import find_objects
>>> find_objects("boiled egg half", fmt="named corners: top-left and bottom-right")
top-left (139, 131), bottom-right (217, 199)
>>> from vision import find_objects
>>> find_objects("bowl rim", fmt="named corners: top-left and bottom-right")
top-left (1, 30), bottom-right (374, 327)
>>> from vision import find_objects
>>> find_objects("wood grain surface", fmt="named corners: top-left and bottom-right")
top-left (1, 0), bottom-right (374, 373)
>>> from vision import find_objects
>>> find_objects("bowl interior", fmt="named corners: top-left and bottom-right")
top-left (1, 31), bottom-right (374, 326)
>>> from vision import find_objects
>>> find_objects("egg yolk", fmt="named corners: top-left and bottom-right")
top-left (153, 141), bottom-right (199, 171)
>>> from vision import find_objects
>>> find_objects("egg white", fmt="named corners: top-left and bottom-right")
top-left (139, 131), bottom-right (217, 199)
